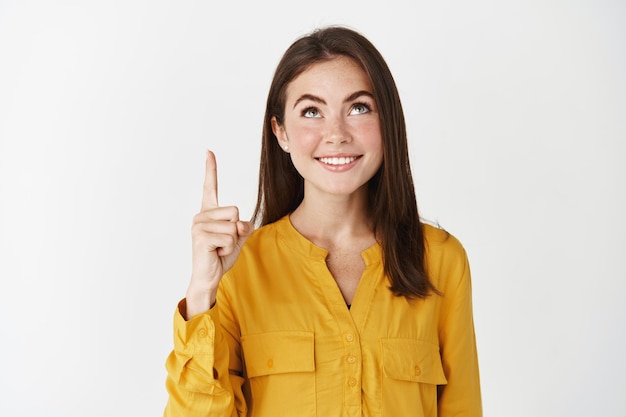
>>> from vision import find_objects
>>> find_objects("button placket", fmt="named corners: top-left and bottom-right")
top-left (343, 332), bottom-right (360, 390)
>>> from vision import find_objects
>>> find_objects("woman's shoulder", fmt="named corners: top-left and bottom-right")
top-left (242, 216), bottom-right (289, 247)
top-left (422, 222), bottom-right (468, 261)
top-left (422, 222), bottom-right (471, 291)
top-left (222, 218), bottom-right (288, 284)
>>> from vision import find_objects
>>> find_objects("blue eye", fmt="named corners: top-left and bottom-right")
top-left (302, 107), bottom-right (321, 118)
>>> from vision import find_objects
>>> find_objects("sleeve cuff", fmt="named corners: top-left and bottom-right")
top-left (173, 298), bottom-right (221, 353)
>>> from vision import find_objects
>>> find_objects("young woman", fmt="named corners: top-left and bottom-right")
top-left (164, 26), bottom-right (482, 417)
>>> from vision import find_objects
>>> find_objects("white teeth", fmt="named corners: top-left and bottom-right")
top-left (319, 156), bottom-right (358, 165)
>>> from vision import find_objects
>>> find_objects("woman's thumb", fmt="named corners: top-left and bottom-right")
top-left (237, 221), bottom-right (254, 241)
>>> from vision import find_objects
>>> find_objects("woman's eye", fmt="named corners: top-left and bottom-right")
top-left (302, 107), bottom-right (321, 118)
top-left (351, 103), bottom-right (370, 115)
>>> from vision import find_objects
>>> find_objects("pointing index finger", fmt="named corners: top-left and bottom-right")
top-left (201, 150), bottom-right (219, 210)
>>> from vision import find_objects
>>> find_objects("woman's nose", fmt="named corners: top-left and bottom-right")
top-left (325, 117), bottom-right (352, 144)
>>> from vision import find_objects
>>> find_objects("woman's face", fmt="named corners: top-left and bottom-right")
top-left (272, 56), bottom-right (383, 200)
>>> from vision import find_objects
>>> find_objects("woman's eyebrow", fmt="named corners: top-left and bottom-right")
top-left (292, 90), bottom-right (374, 109)
top-left (344, 90), bottom-right (374, 103)
top-left (293, 94), bottom-right (325, 109)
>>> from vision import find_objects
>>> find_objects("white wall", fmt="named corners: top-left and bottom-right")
top-left (1, 0), bottom-right (624, 415)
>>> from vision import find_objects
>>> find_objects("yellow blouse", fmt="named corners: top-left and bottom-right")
top-left (164, 216), bottom-right (482, 416)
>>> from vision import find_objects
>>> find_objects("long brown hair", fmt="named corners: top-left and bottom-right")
top-left (252, 26), bottom-right (437, 299)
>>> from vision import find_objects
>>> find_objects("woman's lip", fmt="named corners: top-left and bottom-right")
top-left (315, 155), bottom-right (362, 170)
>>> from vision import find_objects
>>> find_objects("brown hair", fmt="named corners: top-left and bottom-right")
top-left (252, 26), bottom-right (437, 299)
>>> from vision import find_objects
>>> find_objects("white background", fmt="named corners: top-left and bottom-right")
top-left (1, 0), bottom-right (625, 416)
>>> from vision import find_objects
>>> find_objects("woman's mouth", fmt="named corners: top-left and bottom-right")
top-left (317, 156), bottom-right (361, 165)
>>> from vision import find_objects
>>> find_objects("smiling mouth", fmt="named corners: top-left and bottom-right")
top-left (317, 156), bottom-right (361, 165)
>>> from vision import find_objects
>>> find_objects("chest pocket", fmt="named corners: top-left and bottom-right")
top-left (242, 331), bottom-right (315, 377)
top-left (380, 338), bottom-right (447, 416)
top-left (241, 331), bottom-right (316, 416)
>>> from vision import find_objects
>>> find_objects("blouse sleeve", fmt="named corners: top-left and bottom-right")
top-left (163, 299), bottom-right (245, 417)
top-left (437, 243), bottom-right (483, 416)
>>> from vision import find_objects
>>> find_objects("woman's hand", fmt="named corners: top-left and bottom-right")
top-left (185, 150), bottom-right (254, 319)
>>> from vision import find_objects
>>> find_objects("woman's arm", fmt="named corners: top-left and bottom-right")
top-left (164, 300), bottom-right (240, 417)
top-left (164, 151), bottom-right (253, 415)
top-left (437, 241), bottom-right (483, 416)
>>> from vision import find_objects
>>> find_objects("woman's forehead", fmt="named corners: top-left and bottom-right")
top-left (285, 56), bottom-right (373, 103)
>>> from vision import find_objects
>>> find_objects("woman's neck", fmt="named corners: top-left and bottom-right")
top-left (289, 187), bottom-right (375, 250)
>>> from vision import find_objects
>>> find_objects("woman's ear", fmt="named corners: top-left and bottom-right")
top-left (271, 117), bottom-right (289, 152)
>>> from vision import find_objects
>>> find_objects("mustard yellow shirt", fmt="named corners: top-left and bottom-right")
top-left (164, 216), bottom-right (482, 416)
